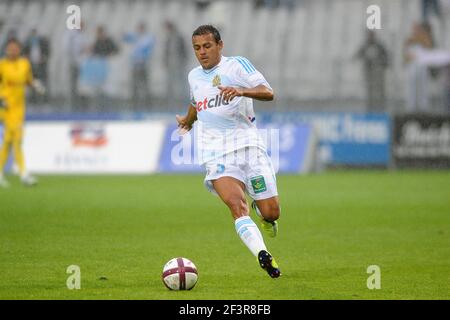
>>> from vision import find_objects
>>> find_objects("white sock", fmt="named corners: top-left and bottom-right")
top-left (234, 216), bottom-right (267, 257)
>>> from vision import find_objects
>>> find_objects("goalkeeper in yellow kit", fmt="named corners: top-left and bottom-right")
top-left (0, 38), bottom-right (45, 187)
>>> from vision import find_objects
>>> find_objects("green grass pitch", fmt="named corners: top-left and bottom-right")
top-left (0, 171), bottom-right (449, 299)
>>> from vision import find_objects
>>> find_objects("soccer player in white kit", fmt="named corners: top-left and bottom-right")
top-left (176, 25), bottom-right (281, 278)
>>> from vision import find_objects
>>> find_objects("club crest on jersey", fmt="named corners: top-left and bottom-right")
top-left (212, 74), bottom-right (221, 87)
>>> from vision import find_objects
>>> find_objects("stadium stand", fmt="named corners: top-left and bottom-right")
top-left (0, 0), bottom-right (449, 113)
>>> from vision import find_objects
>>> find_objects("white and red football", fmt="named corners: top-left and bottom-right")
top-left (162, 257), bottom-right (198, 290)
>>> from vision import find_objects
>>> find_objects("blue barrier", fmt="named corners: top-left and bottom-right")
top-left (258, 122), bottom-right (316, 173)
top-left (259, 112), bottom-right (391, 166)
top-left (158, 123), bottom-right (203, 173)
top-left (158, 122), bottom-right (316, 173)
top-left (13, 112), bottom-right (391, 173)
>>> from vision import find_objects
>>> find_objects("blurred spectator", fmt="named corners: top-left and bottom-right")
top-left (92, 26), bottom-right (119, 57)
top-left (422, 0), bottom-right (442, 22)
top-left (164, 21), bottom-right (187, 107)
top-left (413, 49), bottom-right (450, 112)
top-left (404, 23), bottom-right (435, 112)
top-left (123, 22), bottom-right (155, 110)
top-left (254, 0), bottom-right (279, 9)
top-left (279, 0), bottom-right (297, 10)
top-left (0, 29), bottom-right (18, 56)
top-left (63, 21), bottom-right (89, 110)
top-left (355, 30), bottom-right (389, 112)
top-left (195, 0), bottom-right (211, 10)
top-left (78, 55), bottom-right (109, 111)
top-left (254, 0), bottom-right (295, 9)
top-left (78, 26), bottom-right (118, 111)
top-left (23, 28), bottom-right (50, 103)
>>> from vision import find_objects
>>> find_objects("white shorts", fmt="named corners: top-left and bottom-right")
top-left (203, 147), bottom-right (278, 200)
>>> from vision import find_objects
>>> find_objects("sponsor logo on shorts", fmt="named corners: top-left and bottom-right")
top-left (216, 164), bottom-right (225, 174)
top-left (250, 175), bottom-right (267, 194)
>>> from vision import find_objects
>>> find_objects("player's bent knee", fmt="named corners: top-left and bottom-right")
top-left (260, 202), bottom-right (280, 222)
top-left (268, 205), bottom-right (281, 221)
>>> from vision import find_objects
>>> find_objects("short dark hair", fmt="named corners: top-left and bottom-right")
top-left (6, 37), bottom-right (21, 47)
top-left (192, 25), bottom-right (221, 43)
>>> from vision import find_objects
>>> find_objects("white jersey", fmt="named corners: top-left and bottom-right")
top-left (188, 56), bottom-right (271, 164)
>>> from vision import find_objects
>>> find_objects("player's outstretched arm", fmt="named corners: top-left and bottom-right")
top-left (218, 84), bottom-right (274, 102)
top-left (176, 105), bottom-right (198, 135)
